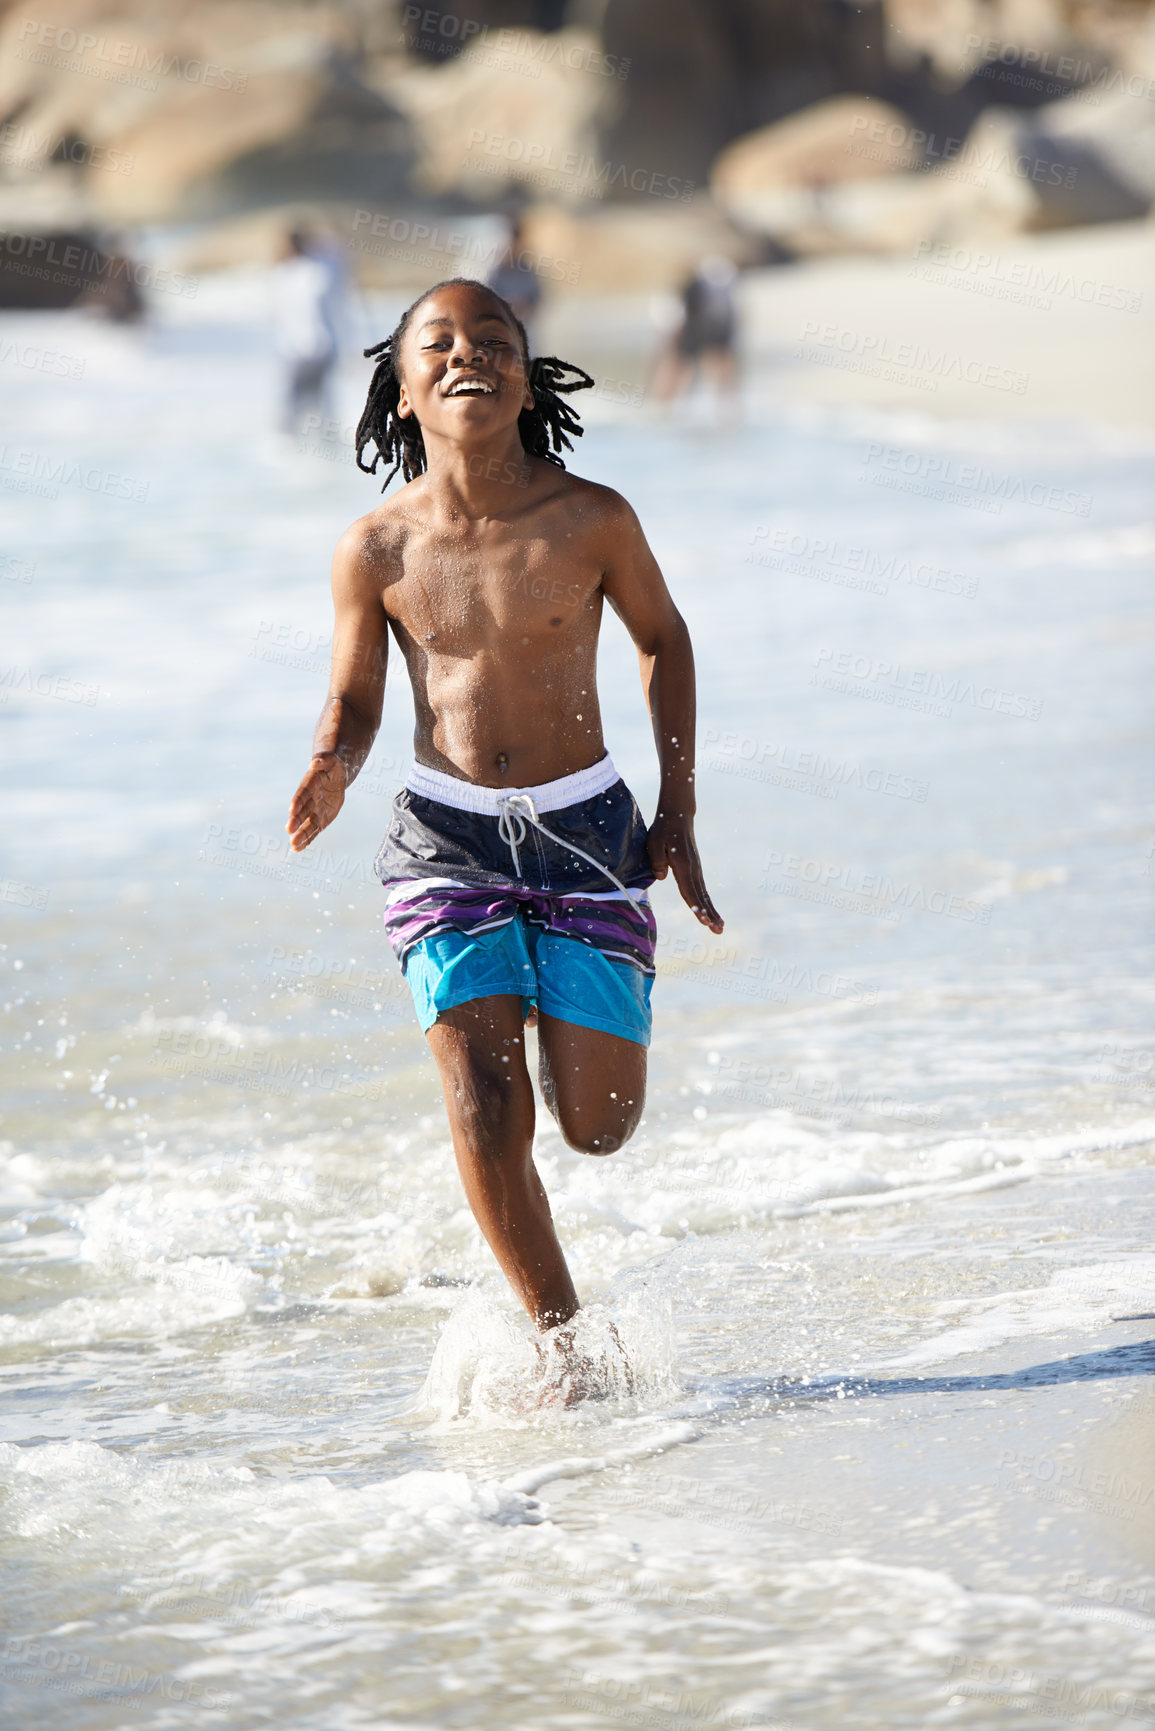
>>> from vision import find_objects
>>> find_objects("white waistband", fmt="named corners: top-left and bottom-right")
top-left (406, 754), bottom-right (619, 816)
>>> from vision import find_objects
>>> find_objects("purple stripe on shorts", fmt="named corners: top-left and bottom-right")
top-left (383, 881), bottom-right (656, 976)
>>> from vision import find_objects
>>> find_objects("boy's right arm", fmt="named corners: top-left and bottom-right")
top-left (286, 521), bottom-right (390, 853)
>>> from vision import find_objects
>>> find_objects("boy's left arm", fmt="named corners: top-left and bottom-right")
top-left (599, 494), bottom-right (723, 934)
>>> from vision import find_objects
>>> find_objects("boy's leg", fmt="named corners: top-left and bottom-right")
top-left (426, 993), bottom-right (580, 1329)
top-left (536, 1016), bottom-right (646, 1155)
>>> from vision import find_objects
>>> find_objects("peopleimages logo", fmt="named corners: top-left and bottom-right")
top-left (760, 851), bottom-right (993, 926)
top-left (798, 320), bottom-right (1029, 395)
top-left (0, 337), bottom-right (85, 379)
top-left (400, 6), bottom-right (631, 77)
top-left (0, 121), bottom-right (135, 176)
top-left (860, 441), bottom-right (1093, 517)
top-left (747, 527), bottom-right (978, 597)
top-left (701, 728), bottom-right (929, 803)
top-left (0, 232), bottom-right (198, 299)
top-left (350, 210), bottom-right (581, 283)
top-left (962, 32), bottom-right (1155, 102)
top-left (910, 239), bottom-right (1143, 313)
top-left (15, 18), bottom-right (248, 90)
top-left (811, 647), bottom-right (1043, 720)
top-left (0, 666), bottom-right (100, 706)
top-left (0, 445), bottom-right (149, 502)
top-left (464, 131), bottom-right (695, 201)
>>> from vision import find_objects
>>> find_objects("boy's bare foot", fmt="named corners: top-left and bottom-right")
top-left (537, 1325), bottom-right (594, 1408)
top-left (535, 1317), bottom-right (636, 1408)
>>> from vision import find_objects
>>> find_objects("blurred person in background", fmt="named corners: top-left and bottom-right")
top-left (652, 255), bottom-right (740, 412)
top-left (487, 217), bottom-right (543, 347)
top-left (83, 233), bottom-right (144, 323)
top-left (271, 227), bottom-right (341, 436)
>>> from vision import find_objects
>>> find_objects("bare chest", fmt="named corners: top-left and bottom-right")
top-left (387, 529), bottom-right (602, 651)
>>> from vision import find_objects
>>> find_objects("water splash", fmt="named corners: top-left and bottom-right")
top-left (420, 1276), bottom-right (681, 1424)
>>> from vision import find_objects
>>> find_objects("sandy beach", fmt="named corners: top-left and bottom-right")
top-left (541, 219), bottom-right (1155, 433)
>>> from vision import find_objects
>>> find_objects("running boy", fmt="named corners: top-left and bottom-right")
top-left (287, 278), bottom-right (722, 1339)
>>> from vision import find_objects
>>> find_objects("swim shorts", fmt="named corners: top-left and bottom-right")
top-left (375, 756), bottom-right (656, 1046)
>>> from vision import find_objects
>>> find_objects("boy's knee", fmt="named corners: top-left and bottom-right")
top-left (558, 1099), bottom-right (642, 1157)
top-left (564, 1126), bottom-right (619, 1156)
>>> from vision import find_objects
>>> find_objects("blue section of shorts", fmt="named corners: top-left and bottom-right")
top-left (403, 916), bottom-right (653, 1048)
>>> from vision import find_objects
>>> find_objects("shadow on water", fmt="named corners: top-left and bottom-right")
top-left (722, 1338), bottom-right (1155, 1409)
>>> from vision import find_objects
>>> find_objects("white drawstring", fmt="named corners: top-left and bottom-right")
top-left (495, 794), bottom-right (531, 879)
top-left (496, 792), bottom-right (643, 910)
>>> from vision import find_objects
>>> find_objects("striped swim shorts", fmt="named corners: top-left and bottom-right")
top-left (374, 756), bottom-right (657, 1046)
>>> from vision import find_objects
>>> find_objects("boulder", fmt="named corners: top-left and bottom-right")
top-left (0, 1), bottom-right (402, 221)
top-left (1016, 85), bottom-right (1155, 226)
top-left (371, 26), bottom-right (617, 204)
top-left (0, 227), bottom-right (142, 313)
top-left (94, 69), bottom-right (326, 220)
top-left (712, 96), bottom-right (925, 218)
top-left (519, 198), bottom-right (756, 294)
top-left (598, 0), bottom-right (879, 191)
top-left (881, 0), bottom-right (1071, 88)
top-left (710, 105), bottom-right (1044, 258)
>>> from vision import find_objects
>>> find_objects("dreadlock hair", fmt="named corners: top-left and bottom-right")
top-left (355, 277), bottom-right (594, 491)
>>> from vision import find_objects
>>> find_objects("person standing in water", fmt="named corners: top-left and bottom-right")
top-left (486, 218), bottom-right (543, 347)
top-left (270, 227), bottom-right (340, 435)
top-left (286, 278), bottom-right (722, 1351)
top-left (652, 254), bottom-right (740, 408)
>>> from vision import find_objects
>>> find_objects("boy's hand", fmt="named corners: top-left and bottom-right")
top-left (647, 812), bottom-right (724, 933)
top-left (286, 755), bottom-right (347, 852)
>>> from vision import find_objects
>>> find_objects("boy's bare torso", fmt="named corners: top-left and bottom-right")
top-left (356, 461), bottom-right (619, 789)
top-left (289, 274), bottom-right (718, 924)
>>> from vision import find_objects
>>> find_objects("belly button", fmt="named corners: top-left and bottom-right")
top-left (496, 751), bottom-right (509, 773)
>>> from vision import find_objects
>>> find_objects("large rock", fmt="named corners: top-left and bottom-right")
top-left (712, 97), bottom-right (925, 215)
top-left (3, 0), bottom-right (1146, 250)
top-left (371, 26), bottom-right (619, 204)
top-left (519, 198), bottom-right (756, 293)
top-left (0, 0), bottom-right (408, 221)
top-left (0, 226), bottom-right (142, 311)
top-left (709, 73), bottom-right (1155, 258)
top-left (1015, 86), bottom-right (1155, 226)
top-left (711, 105), bottom-right (1043, 257)
top-left (881, 0), bottom-right (1071, 88)
top-left (599, 0), bottom-right (876, 191)
top-left (96, 68), bottom-right (327, 220)
top-left (598, 0), bottom-right (1152, 206)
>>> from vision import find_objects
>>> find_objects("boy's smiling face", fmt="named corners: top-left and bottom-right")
top-left (396, 282), bottom-right (534, 444)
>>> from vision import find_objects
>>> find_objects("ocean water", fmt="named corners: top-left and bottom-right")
top-left (2, 289), bottom-right (1154, 1730)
